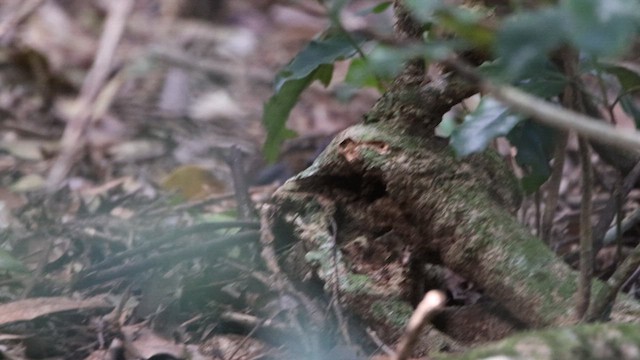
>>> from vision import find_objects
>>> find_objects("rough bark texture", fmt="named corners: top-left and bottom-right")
top-left (260, 1), bottom-right (640, 355)
top-left (435, 322), bottom-right (640, 359)
top-left (261, 66), bottom-right (633, 354)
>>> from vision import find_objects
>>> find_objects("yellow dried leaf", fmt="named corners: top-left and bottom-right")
top-left (161, 165), bottom-right (227, 201)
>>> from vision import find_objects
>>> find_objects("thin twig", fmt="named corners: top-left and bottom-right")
top-left (541, 132), bottom-right (568, 244)
top-left (587, 243), bottom-right (640, 321)
top-left (47, 0), bottom-right (133, 190)
top-left (72, 230), bottom-right (260, 289)
top-left (366, 328), bottom-right (396, 357)
top-left (393, 290), bottom-right (446, 360)
top-left (594, 66), bottom-right (618, 125)
top-left (604, 205), bottom-right (640, 247)
top-left (142, 192), bottom-right (235, 216)
top-left (615, 176), bottom-right (623, 264)
top-left (577, 138), bottom-right (593, 320)
top-left (228, 314), bottom-right (272, 360)
top-left (534, 191), bottom-right (541, 236)
top-left (328, 218), bottom-right (351, 345)
top-left (0, 0), bottom-right (45, 45)
top-left (226, 145), bottom-right (255, 220)
top-left (259, 204), bottom-right (327, 352)
top-left (87, 221), bottom-right (259, 272)
top-left (593, 160), bottom-right (640, 252)
top-left (20, 235), bottom-right (53, 299)
top-left (444, 58), bottom-right (640, 153)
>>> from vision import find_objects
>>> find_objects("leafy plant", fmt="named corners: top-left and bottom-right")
top-left (262, 31), bottom-right (366, 162)
top-left (262, 0), bottom-right (640, 191)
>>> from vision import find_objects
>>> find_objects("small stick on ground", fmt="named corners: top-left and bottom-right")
top-left (393, 290), bottom-right (446, 360)
top-left (366, 328), bottom-right (396, 357)
top-left (541, 132), bottom-right (568, 244)
top-left (226, 145), bottom-right (255, 220)
top-left (47, 0), bottom-right (133, 190)
top-left (577, 137), bottom-right (593, 320)
top-left (73, 230), bottom-right (259, 289)
top-left (0, 0), bottom-right (45, 44)
top-left (87, 220), bottom-right (259, 272)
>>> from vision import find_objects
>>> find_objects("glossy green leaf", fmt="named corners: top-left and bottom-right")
top-left (480, 61), bottom-right (566, 98)
top-left (496, 8), bottom-right (565, 80)
top-left (368, 44), bottom-right (429, 78)
top-left (451, 97), bottom-right (524, 156)
top-left (600, 62), bottom-right (640, 92)
top-left (264, 31), bottom-right (364, 162)
top-left (507, 121), bottom-right (555, 193)
top-left (345, 57), bottom-right (381, 89)
top-left (263, 65), bottom-right (333, 162)
top-left (274, 32), bottom-right (364, 92)
top-left (368, 46), bottom-right (408, 79)
top-left (620, 95), bottom-right (640, 128)
top-left (514, 65), bottom-right (567, 98)
top-left (362, 1), bottom-right (392, 15)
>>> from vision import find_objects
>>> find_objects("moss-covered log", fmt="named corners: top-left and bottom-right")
top-left (261, 58), bottom-right (640, 355)
top-left (435, 322), bottom-right (640, 360)
top-left (260, 0), bottom-right (640, 356)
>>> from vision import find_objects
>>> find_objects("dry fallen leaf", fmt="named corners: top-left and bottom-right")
top-left (10, 173), bottom-right (45, 192)
top-left (0, 296), bottom-right (112, 326)
top-left (107, 139), bottom-right (165, 163)
top-left (161, 164), bottom-right (228, 201)
top-left (0, 139), bottom-right (59, 161)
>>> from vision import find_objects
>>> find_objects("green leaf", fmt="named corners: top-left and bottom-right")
top-left (0, 248), bottom-right (28, 273)
top-left (451, 97), bottom-right (524, 156)
top-left (507, 121), bottom-right (555, 193)
top-left (359, 1), bottom-right (392, 15)
top-left (327, 0), bottom-right (350, 17)
top-left (263, 65), bottom-right (333, 162)
top-left (368, 44), bottom-right (431, 78)
top-left (480, 61), bottom-right (566, 98)
top-left (435, 113), bottom-right (459, 138)
top-left (438, 7), bottom-right (495, 48)
top-left (368, 45), bottom-right (407, 79)
top-left (372, 1), bottom-right (392, 14)
top-left (274, 32), bottom-right (364, 92)
top-left (514, 65), bottom-right (567, 98)
top-left (345, 57), bottom-right (381, 89)
top-left (599, 61), bottom-right (640, 92)
top-left (404, 0), bottom-right (444, 23)
top-left (562, 0), bottom-right (640, 56)
top-left (496, 8), bottom-right (565, 80)
top-left (620, 95), bottom-right (640, 128)
top-left (264, 31), bottom-right (364, 162)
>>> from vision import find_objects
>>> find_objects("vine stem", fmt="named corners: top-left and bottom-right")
top-left (445, 58), bottom-right (640, 153)
top-left (577, 138), bottom-right (593, 320)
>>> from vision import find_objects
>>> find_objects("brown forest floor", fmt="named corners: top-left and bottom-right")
top-left (0, 0), bottom-right (638, 359)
